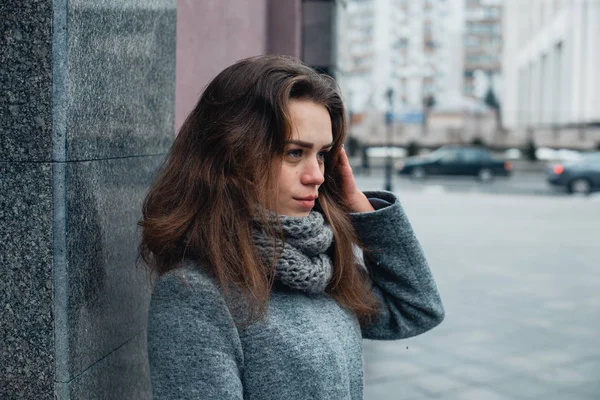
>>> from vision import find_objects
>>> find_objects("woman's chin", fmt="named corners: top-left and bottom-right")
top-left (277, 207), bottom-right (311, 217)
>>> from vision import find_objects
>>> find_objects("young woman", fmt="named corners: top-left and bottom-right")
top-left (140, 54), bottom-right (444, 400)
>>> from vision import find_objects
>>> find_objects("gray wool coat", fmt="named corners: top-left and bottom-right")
top-left (147, 191), bottom-right (444, 399)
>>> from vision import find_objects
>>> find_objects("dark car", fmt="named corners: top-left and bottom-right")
top-left (396, 146), bottom-right (512, 181)
top-left (547, 152), bottom-right (600, 195)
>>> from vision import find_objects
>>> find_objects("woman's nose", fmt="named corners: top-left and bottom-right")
top-left (301, 159), bottom-right (325, 186)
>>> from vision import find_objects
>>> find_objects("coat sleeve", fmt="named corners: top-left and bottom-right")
top-left (350, 191), bottom-right (445, 340)
top-left (147, 268), bottom-right (244, 399)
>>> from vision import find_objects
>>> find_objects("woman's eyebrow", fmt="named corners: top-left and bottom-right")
top-left (286, 140), bottom-right (334, 149)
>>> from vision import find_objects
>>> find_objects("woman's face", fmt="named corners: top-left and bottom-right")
top-left (276, 100), bottom-right (334, 217)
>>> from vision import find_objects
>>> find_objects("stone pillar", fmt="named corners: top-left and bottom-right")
top-left (175, 0), bottom-right (269, 131)
top-left (267, 0), bottom-right (302, 57)
top-left (302, 0), bottom-right (335, 74)
top-left (1, 0), bottom-right (176, 399)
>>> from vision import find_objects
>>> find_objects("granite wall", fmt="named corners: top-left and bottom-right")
top-left (1, 0), bottom-right (176, 398)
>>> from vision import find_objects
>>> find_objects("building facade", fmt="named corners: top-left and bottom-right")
top-left (335, 0), bottom-right (377, 114)
top-left (503, 0), bottom-right (600, 132)
top-left (336, 0), bottom-right (464, 144)
top-left (337, 0), bottom-right (462, 111)
top-left (397, 0), bottom-right (463, 109)
top-left (463, 0), bottom-right (503, 100)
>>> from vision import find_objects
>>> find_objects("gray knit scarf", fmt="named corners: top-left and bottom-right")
top-left (252, 211), bottom-right (334, 293)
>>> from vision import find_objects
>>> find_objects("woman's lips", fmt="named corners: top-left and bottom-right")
top-left (293, 198), bottom-right (316, 209)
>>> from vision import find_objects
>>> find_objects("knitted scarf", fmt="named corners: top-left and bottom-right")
top-left (252, 211), bottom-right (334, 293)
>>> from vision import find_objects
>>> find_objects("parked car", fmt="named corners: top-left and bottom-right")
top-left (547, 152), bottom-right (600, 195)
top-left (396, 146), bottom-right (512, 181)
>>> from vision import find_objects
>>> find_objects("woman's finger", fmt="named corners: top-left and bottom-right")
top-left (340, 147), bottom-right (352, 169)
top-left (338, 148), bottom-right (357, 189)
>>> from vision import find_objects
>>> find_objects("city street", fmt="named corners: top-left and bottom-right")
top-left (354, 168), bottom-right (569, 198)
top-left (357, 181), bottom-right (600, 399)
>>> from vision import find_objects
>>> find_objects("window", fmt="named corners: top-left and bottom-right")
top-left (466, 36), bottom-right (480, 47)
top-left (459, 149), bottom-right (489, 162)
top-left (582, 153), bottom-right (600, 164)
top-left (431, 148), bottom-right (459, 162)
top-left (486, 7), bottom-right (500, 19)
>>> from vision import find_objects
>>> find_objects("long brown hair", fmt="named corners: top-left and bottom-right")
top-left (138, 55), bottom-right (379, 323)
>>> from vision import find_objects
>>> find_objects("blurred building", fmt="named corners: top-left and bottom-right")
top-left (502, 0), bottom-right (600, 148)
top-left (337, 0), bottom-right (463, 111)
top-left (396, 0), bottom-right (463, 109)
top-left (503, 0), bottom-right (600, 130)
top-left (336, 0), bottom-right (464, 144)
top-left (335, 0), bottom-right (378, 113)
top-left (463, 0), bottom-right (503, 100)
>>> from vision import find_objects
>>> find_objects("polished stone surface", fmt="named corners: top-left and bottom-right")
top-left (2, 0), bottom-right (176, 398)
top-left (55, 331), bottom-right (151, 400)
top-left (0, 2), bottom-right (53, 162)
top-left (0, 162), bottom-right (54, 398)
top-left (63, 155), bottom-right (163, 379)
top-left (66, 0), bottom-right (176, 160)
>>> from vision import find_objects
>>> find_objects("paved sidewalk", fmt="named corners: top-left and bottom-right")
top-left (361, 191), bottom-right (600, 400)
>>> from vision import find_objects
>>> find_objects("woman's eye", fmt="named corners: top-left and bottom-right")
top-left (287, 149), bottom-right (303, 158)
top-left (317, 151), bottom-right (328, 161)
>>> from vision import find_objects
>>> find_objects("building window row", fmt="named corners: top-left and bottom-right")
top-left (465, 54), bottom-right (500, 65)
top-left (466, 6), bottom-right (501, 20)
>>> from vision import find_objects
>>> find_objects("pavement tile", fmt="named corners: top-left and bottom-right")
top-left (364, 338), bottom-right (432, 355)
top-left (560, 342), bottom-right (600, 360)
top-left (495, 354), bottom-right (557, 374)
top-left (364, 380), bottom-right (432, 400)
top-left (402, 347), bottom-right (467, 371)
top-left (543, 300), bottom-right (579, 312)
top-left (443, 344), bottom-right (509, 365)
top-left (524, 388), bottom-right (598, 400)
top-left (364, 345), bottom-right (438, 368)
top-left (584, 295), bottom-right (600, 308)
top-left (486, 374), bottom-right (561, 399)
top-left (364, 359), bottom-right (429, 382)
top-left (536, 366), bottom-right (590, 386)
top-left (445, 362), bottom-right (510, 384)
top-left (429, 325), bottom-right (517, 347)
top-left (447, 387), bottom-right (512, 400)
top-left (524, 349), bottom-right (581, 366)
top-left (565, 357), bottom-right (600, 380)
top-left (576, 378), bottom-right (600, 398)
top-left (490, 331), bottom-right (577, 358)
top-left (409, 372), bottom-right (467, 395)
top-left (559, 325), bottom-right (600, 341)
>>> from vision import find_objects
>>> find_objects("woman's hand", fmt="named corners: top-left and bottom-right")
top-left (337, 147), bottom-right (374, 213)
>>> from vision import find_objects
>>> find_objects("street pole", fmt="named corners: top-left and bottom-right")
top-left (384, 88), bottom-right (394, 191)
